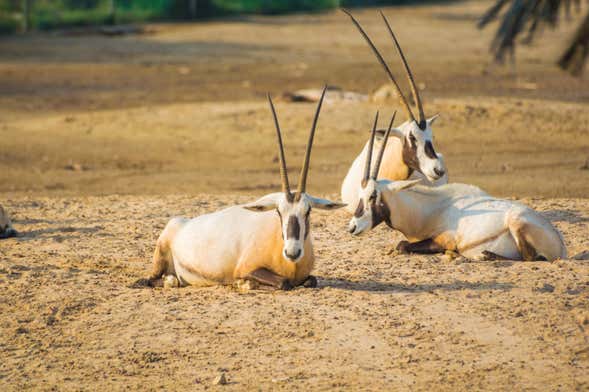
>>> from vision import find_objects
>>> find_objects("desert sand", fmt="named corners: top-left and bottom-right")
top-left (0, 0), bottom-right (588, 390)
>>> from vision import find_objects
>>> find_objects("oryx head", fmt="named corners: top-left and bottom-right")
top-left (344, 9), bottom-right (446, 182)
top-left (244, 87), bottom-right (345, 262)
top-left (348, 111), bottom-right (420, 236)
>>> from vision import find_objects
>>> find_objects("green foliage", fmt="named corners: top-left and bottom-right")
top-left (0, 0), bottom-right (459, 33)
top-left (213, 0), bottom-right (340, 14)
top-left (0, 13), bottom-right (19, 34)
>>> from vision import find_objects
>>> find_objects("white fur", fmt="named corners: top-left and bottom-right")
top-left (341, 117), bottom-right (447, 213)
top-left (154, 192), bottom-right (344, 286)
top-left (349, 181), bottom-right (567, 261)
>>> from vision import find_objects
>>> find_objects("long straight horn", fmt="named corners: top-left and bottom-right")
top-left (342, 8), bottom-right (416, 124)
top-left (380, 11), bottom-right (426, 130)
top-left (296, 85), bottom-right (327, 199)
top-left (363, 111), bottom-right (379, 186)
top-left (267, 93), bottom-right (291, 196)
top-left (372, 111), bottom-right (396, 180)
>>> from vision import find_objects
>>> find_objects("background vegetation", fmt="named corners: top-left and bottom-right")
top-left (0, 0), bottom-right (452, 33)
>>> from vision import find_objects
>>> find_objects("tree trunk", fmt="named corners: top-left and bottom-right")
top-left (108, 0), bottom-right (116, 25)
top-left (189, 0), bottom-right (198, 19)
top-left (22, 0), bottom-right (31, 32)
top-left (558, 10), bottom-right (589, 76)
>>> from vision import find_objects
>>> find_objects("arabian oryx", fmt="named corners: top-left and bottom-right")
top-left (341, 9), bottom-right (447, 213)
top-left (0, 205), bottom-right (17, 239)
top-left (148, 87), bottom-right (345, 290)
top-left (347, 114), bottom-right (567, 262)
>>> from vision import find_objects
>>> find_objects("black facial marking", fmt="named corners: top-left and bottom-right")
top-left (304, 209), bottom-right (311, 239)
top-left (287, 215), bottom-right (300, 240)
top-left (354, 199), bottom-right (364, 218)
top-left (424, 141), bottom-right (437, 159)
top-left (370, 198), bottom-right (392, 229)
top-left (276, 209), bottom-right (284, 239)
top-left (402, 134), bottom-right (420, 172)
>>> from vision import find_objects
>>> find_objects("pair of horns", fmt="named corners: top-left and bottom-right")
top-left (267, 85), bottom-right (327, 200)
top-left (342, 9), bottom-right (426, 130)
top-left (363, 111), bottom-right (397, 185)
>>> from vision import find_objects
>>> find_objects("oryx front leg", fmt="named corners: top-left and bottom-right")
top-left (396, 238), bottom-right (445, 255)
top-left (245, 268), bottom-right (293, 291)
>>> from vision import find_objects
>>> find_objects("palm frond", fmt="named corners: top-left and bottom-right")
top-left (479, 0), bottom-right (589, 76)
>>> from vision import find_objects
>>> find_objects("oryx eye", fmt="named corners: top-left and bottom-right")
top-left (409, 134), bottom-right (417, 145)
top-left (369, 191), bottom-right (377, 202)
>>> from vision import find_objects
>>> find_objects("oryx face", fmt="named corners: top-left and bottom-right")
top-left (277, 194), bottom-right (311, 261)
top-left (244, 192), bottom-right (344, 262)
top-left (348, 178), bottom-right (420, 237)
top-left (400, 118), bottom-right (445, 182)
top-left (349, 110), bottom-right (420, 236)
top-left (243, 87), bottom-right (345, 262)
top-left (348, 179), bottom-right (382, 236)
top-left (344, 9), bottom-right (447, 183)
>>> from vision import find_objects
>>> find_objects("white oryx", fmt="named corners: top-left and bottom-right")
top-left (0, 205), bottom-right (16, 239)
top-left (148, 87), bottom-right (345, 289)
top-left (341, 9), bottom-right (447, 213)
top-left (347, 116), bottom-right (567, 262)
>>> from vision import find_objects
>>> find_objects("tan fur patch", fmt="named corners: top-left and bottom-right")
top-left (235, 219), bottom-right (314, 286)
top-left (377, 139), bottom-right (411, 181)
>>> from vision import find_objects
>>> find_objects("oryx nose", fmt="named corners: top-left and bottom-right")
top-left (434, 168), bottom-right (445, 178)
top-left (348, 225), bottom-right (357, 234)
top-left (285, 249), bottom-right (301, 260)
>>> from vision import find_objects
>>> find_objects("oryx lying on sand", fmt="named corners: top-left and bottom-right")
top-left (0, 205), bottom-right (17, 239)
top-left (149, 87), bottom-right (345, 289)
top-left (341, 10), bottom-right (447, 213)
top-left (347, 115), bottom-right (567, 261)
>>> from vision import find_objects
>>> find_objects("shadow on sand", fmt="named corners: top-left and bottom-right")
top-left (319, 278), bottom-right (515, 293)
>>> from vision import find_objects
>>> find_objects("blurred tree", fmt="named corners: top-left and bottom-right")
top-left (23, 0), bottom-right (31, 31)
top-left (479, 0), bottom-right (589, 76)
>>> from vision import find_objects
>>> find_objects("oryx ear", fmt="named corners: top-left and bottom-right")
top-left (427, 114), bottom-right (440, 126)
top-left (375, 128), bottom-right (404, 141)
top-left (308, 196), bottom-right (346, 211)
top-left (242, 193), bottom-right (281, 212)
top-left (385, 179), bottom-right (421, 193)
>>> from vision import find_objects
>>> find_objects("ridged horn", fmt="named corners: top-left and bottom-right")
top-left (380, 11), bottom-right (426, 130)
top-left (372, 111), bottom-right (396, 179)
top-left (296, 85), bottom-right (327, 199)
top-left (267, 93), bottom-right (291, 197)
top-left (342, 8), bottom-right (416, 124)
top-left (363, 111), bottom-right (379, 186)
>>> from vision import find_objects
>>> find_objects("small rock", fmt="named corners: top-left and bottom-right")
top-left (576, 313), bottom-right (589, 326)
top-left (501, 163), bottom-right (513, 173)
top-left (64, 163), bottom-right (87, 172)
top-left (213, 373), bottom-right (227, 385)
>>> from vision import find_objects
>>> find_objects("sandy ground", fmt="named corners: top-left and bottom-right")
top-left (1, 0), bottom-right (589, 390)
top-left (0, 195), bottom-right (588, 390)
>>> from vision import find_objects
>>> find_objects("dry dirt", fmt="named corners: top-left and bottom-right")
top-left (0, 195), bottom-right (588, 390)
top-left (1, 0), bottom-right (589, 390)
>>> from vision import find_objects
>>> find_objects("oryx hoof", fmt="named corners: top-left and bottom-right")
top-left (234, 279), bottom-right (259, 291)
top-left (396, 240), bottom-right (411, 254)
top-left (163, 274), bottom-right (179, 288)
top-left (279, 279), bottom-right (294, 291)
top-left (302, 275), bottom-right (317, 288)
